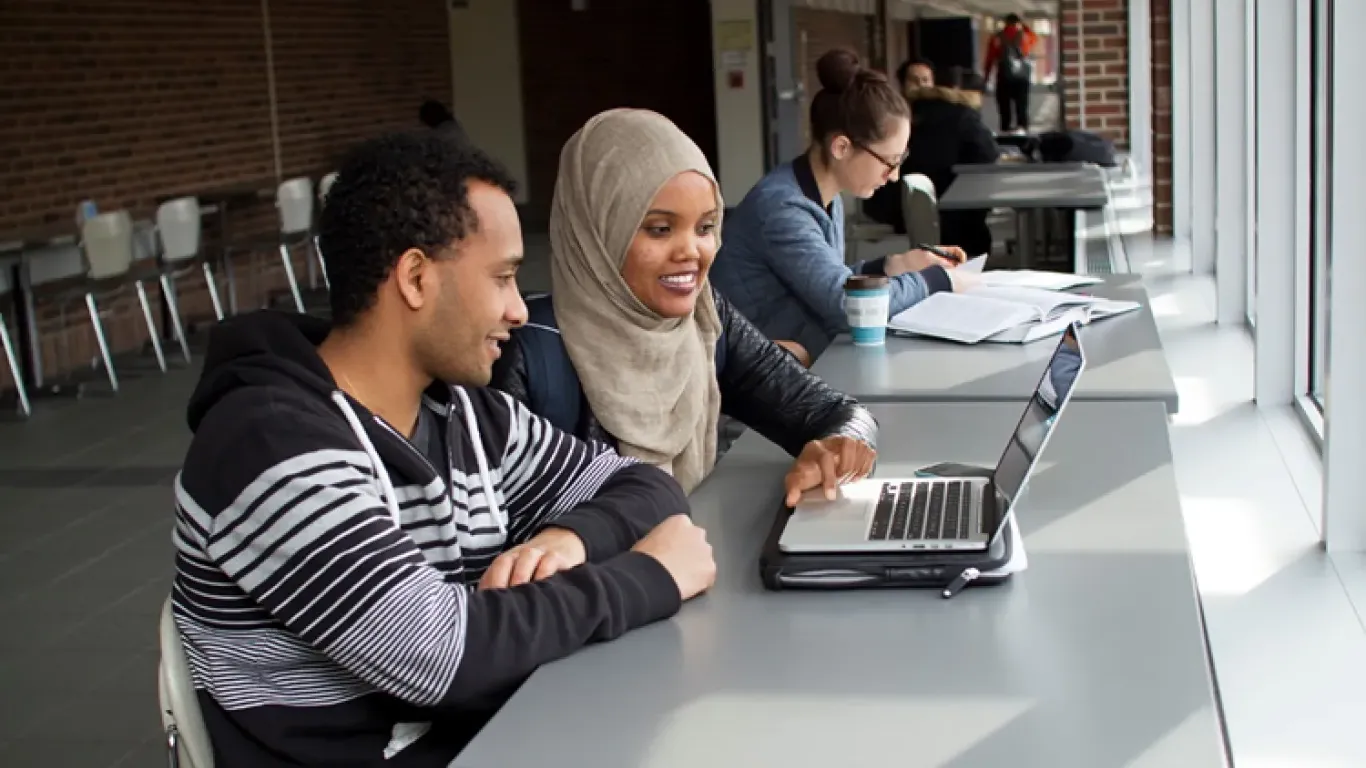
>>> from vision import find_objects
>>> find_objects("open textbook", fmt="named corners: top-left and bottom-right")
top-left (959, 255), bottom-right (1104, 290)
top-left (887, 284), bottom-right (1140, 344)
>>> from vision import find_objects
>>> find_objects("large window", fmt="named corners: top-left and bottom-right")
top-left (1308, 0), bottom-right (1333, 409)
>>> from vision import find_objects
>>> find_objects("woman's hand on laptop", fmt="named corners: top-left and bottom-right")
top-left (783, 437), bottom-right (878, 507)
top-left (478, 527), bottom-right (587, 590)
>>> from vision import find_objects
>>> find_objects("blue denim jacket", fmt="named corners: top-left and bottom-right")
top-left (710, 157), bottom-right (952, 359)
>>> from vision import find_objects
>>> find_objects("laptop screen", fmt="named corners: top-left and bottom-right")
top-left (990, 323), bottom-right (1085, 514)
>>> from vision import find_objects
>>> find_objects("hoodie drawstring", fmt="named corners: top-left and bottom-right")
top-left (330, 389), bottom-right (506, 539)
top-left (331, 391), bottom-right (403, 527)
top-left (453, 387), bottom-right (506, 538)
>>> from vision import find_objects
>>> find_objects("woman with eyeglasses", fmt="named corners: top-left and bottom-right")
top-left (710, 48), bottom-right (975, 366)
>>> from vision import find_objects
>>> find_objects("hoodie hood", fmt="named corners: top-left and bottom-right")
top-left (187, 310), bottom-right (337, 432)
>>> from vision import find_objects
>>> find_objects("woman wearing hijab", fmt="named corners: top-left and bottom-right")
top-left (491, 108), bottom-right (876, 502)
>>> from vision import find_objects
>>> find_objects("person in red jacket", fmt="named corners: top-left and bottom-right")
top-left (983, 14), bottom-right (1039, 133)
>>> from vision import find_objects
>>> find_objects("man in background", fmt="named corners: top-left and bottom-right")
top-left (895, 57), bottom-right (936, 94)
top-left (983, 13), bottom-right (1038, 133)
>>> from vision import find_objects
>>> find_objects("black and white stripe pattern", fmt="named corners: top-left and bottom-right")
top-left (173, 386), bottom-right (636, 712)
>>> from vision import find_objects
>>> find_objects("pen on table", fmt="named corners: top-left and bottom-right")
top-left (942, 567), bottom-right (980, 599)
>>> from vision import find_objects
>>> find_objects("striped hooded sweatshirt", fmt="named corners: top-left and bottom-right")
top-left (171, 310), bottom-right (685, 767)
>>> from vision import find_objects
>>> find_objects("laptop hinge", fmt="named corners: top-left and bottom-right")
top-left (982, 480), bottom-right (1008, 536)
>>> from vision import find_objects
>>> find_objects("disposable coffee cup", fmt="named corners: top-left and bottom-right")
top-left (844, 275), bottom-right (891, 346)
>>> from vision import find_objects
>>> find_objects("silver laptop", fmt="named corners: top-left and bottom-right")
top-left (779, 322), bottom-right (1086, 554)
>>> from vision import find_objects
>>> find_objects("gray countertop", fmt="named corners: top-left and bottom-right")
top-left (453, 401), bottom-right (1225, 768)
top-left (811, 276), bottom-right (1180, 413)
top-left (939, 167), bottom-right (1108, 210)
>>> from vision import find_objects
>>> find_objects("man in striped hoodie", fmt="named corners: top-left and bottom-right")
top-left (172, 131), bottom-right (716, 766)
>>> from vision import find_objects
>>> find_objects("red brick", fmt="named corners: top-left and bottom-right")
top-left (1, 0), bottom-right (449, 383)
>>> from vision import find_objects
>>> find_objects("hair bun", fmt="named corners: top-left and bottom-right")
top-left (816, 48), bottom-right (862, 93)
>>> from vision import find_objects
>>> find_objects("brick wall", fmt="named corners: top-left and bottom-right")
top-left (272, 0), bottom-right (451, 179)
top-left (1059, 0), bottom-right (1130, 149)
top-left (794, 7), bottom-right (875, 146)
top-left (0, 0), bottom-right (449, 394)
top-left (1151, 0), bottom-right (1173, 234)
top-left (1060, 0), bottom-right (1175, 236)
top-left (516, 0), bottom-right (718, 224)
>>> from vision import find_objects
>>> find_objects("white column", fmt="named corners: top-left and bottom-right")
top-left (1212, 0), bottom-right (1248, 321)
top-left (1189, 0), bottom-right (1216, 274)
top-left (448, 0), bottom-right (530, 203)
top-left (1252, 0), bottom-right (1295, 404)
top-left (1171, 0), bottom-right (1193, 240)
top-left (1127, 0), bottom-right (1153, 178)
top-left (710, 0), bottom-right (766, 203)
top-left (1323, 0), bottom-right (1366, 551)
top-left (1291, 0), bottom-right (1314, 396)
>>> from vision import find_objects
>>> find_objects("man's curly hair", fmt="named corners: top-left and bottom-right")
top-left (319, 131), bottom-right (518, 327)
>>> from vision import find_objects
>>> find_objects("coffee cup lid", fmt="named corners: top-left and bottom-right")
top-left (845, 275), bottom-right (890, 290)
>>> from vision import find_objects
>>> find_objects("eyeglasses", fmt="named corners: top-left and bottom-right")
top-left (851, 140), bottom-right (907, 175)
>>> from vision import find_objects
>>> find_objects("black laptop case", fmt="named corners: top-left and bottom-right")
top-left (759, 463), bottom-right (1016, 593)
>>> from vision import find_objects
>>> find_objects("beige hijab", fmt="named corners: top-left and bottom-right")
top-left (549, 108), bottom-right (723, 493)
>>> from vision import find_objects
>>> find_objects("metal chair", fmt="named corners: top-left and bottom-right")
top-left (78, 211), bottom-right (168, 389)
top-left (840, 191), bottom-right (903, 265)
top-left (900, 174), bottom-right (941, 246)
top-left (156, 197), bottom-right (223, 364)
top-left (318, 171), bottom-right (339, 202)
top-left (311, 172), bottom-right (338, 290)
top-left (0, 266), bottom-right (32, 418)
top-left (159, 597), bottom-right (215, 768)
top-left (276, 177), bottom-right (317, 309)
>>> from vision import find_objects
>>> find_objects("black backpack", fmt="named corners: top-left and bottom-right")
top-left (998, 33), bottom-right (1031, 83)
top-left (1038, 130), bottom-right (1119, 167)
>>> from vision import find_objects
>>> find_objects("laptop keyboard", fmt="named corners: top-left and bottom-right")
top-left (868, 481), bottom-right (974, 541)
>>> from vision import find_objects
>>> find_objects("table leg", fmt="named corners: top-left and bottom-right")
top-left (13, 260), bottom-right (43, 389)
top-left (1065, 209), bottom-right (1081, 273)
top-left (220, 203), bottom-right (239, 315)
top-left (1014, 209), bottom-right (1034, 268)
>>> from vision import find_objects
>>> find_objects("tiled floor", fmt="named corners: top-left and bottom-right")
top-left (2, 188), bottom-right (1363, 766)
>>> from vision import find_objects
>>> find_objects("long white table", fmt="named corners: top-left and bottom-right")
top-left (454, 402), bottom-right (1227, 768)
top-left (812, 276), bottom-right (1180, 413)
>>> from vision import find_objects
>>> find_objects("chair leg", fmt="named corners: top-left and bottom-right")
top-left (166, 724), bottom-right (181, 768)
top-left (159, 274), bottom-right (192, 364)
top-left (312, 235), bottom-right (330, 290)
top-left (202, 262), bottom-right (224, 322)
top-left (0, 313), bottom-right (31, 418)
top-left (278, 243), bottom-right (305, 313)
top-left (85, 292), bottom-right (119, 393)
top-left (136, 280), bottom-right (168, 374)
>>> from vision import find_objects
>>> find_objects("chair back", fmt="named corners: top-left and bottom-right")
top-left (277, 177), bottom-right (314, 236)
top-left (900, 174), bottom-right (940, 245)
top-left (318, 172), bottom-right (339, 202)
top-left (159, 597), bottom-right (215, 768)
top-left (157, 198), bottom-right (203, 264)
top-left (82, 211), bottom-right (135, 280)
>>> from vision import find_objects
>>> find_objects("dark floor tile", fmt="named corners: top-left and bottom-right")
top-left (0, 649), bottom-right (144, 741)
top-left (0, 507), bottom-right (172, 602)
top-left (0, 739), bottom-right (145, 768)
top-left (0, 466), bottom-right (182, 489)
top-left (0, 572), bottom-right (167, 653)
top-left (20, 687), bottom-right (163, 744)
top-left (109, 739), bottom-right (166, 768)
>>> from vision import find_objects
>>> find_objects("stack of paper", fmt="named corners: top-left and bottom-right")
top-left (957, 254), bottom-right (1104, 290)
top-left (888, 284), bottom-right (1140, 344)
